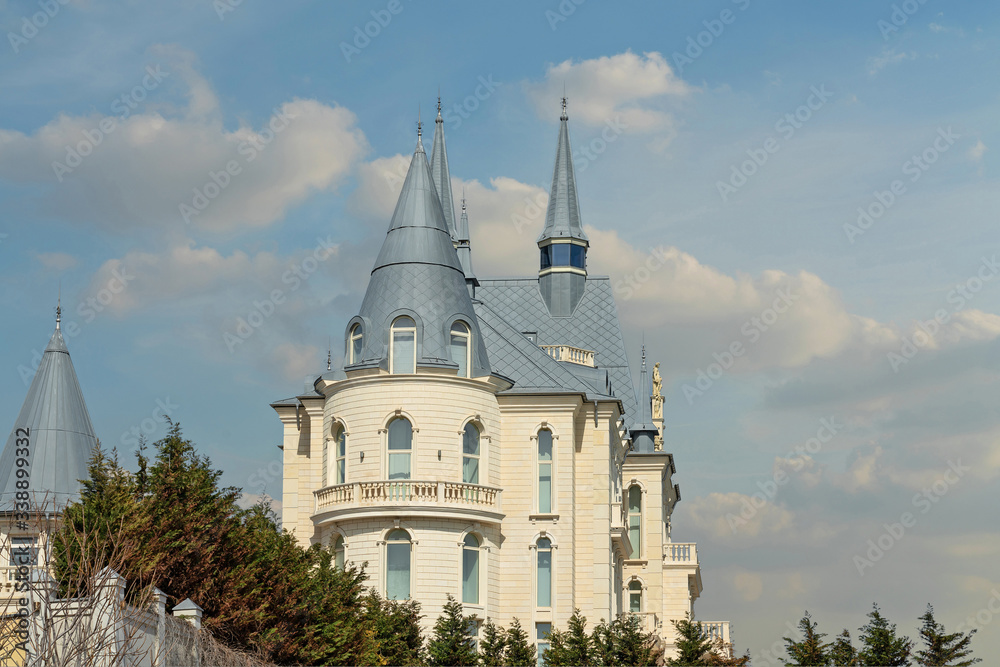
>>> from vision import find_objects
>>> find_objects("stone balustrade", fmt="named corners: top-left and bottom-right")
top-left (315, 480), bottom-right (501, 517)
top-left (663, 542), bottom-right (698, 563)
top-left (540, 344), bottom-right (596, 367)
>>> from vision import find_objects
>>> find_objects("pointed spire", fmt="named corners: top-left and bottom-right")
top-left (629, 344), bottom-right (658, 452)
top-left (0, 319), bottom-right (97, 507)
top-left (456, 192), bottom-right (479, 291)
top-left (430, 95), bottom-right (458, 241)
top-left (539, 98), bottom-right (588, 244)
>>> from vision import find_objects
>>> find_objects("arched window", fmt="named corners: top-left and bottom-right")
top-left (335, 425), bottom-right (347, 485)
top-left (390, 316), bottom-right (416, 374)
top-left (386, 529), bottom-right (411, 600)
top-left (334, 535), bottom-right (345, 571)
top-left (388, 418), bottom-right (412, 480)
top-left (538, 429), bottom-right (553, 514)
top-left (628, 580), bottom-right (642, 613)
top-left (450, 321), bottom-right (471, 377)
top-left (536, 537), bottom-right (552, 607)
top-left (349, 324), bottom-right (363, 364)
top-left (462, 534), bottom-right (480, 604)
top-left (462, 423), bottom-right (480, 485)
top-left (628, 485), bottom-right (642, 559)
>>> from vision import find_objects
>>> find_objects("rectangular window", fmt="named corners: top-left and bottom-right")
top-left (392, 331), bottom-right (415, 374)
top-left (462, 548), bottom-right (479, 604)
top-left (537, 549), bottom-right (551, 607)
top-left (386, 543), bottom-right (410, 600)
top-left (388, 453), bottom-right (411, 480)
top-left (536, 623), bottom-right (552, 667)
top-left (336, 433), bottom-right (346, 484)
top-left (538, 430), bottom-right (552, 513)
top-left (540, 246), bottom-right (552, 270)
top-left (451, 333), bottom-right (469, 377)
top-left (551, 244), bottom-right (571, 266)
top-left (10, 537), bottom-right (36, 567)
top-left (570, 244), bottom-right (586, 269)
top-left (630, 590), bottom-right (641, 613)
top-left (322, 440), bottom-right (329, 487)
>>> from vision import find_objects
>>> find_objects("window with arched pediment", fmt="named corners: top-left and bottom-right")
top-left (390, 316), bottom-right (416, 374)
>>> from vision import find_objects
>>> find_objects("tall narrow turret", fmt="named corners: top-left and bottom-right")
top-left (456, 194), bottom-right (479, 296)
top-left (629, 346), bottom-right (659, 453)
top-left (430, 97), bottom-right (458, 242)
top-left (0, 304), bottom-right (98, 508)
top-left (538, 98), bottom-right (589, 316)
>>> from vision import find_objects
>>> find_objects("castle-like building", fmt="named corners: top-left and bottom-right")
top-left (273, 100), bottom-right (731, 658)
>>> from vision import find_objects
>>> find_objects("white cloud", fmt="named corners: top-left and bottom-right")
top-left (524, 51), bottom-right (691, 132)
top-left (867, 49), bottom-right (916, 76)
top-left (0, 45), bottom-right (368, 235)
top-left (34, 251), bottom-right (78, 271)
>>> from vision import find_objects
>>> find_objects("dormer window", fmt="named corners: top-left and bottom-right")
top-left (450, 321), bottom-right (471, 377)
top-left (390, 316), bottom-right (416, 374)
top-left (349, 324), bottom-right (363, 364)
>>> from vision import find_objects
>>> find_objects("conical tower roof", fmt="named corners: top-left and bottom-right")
top-left (0, 311), bottom-right (97, 508)
top-left (456, 196), bottom-right (479, 288)
top-left (430, 98), bottom-right (458, 241)
top-left (354, 126), bottom-right (490, 375)
top-left (538, 98), bottom-right (589, 244)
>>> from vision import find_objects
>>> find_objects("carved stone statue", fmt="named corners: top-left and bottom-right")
top-left (651, 362), bottom-right (664, 421)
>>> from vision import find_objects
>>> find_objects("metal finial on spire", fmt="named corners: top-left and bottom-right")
top-left (327, 338), bottom-right (332, 371)
top-left (560, 95), bottom-right (568, 121)
top-left (461, 186), bottom-right (467, 213)
top-left (436, 91), bottom-right (443, 120)
top-left (417, 105), bottom-right (422, 138)
top-left (55, 285), bottom-right (62, 330)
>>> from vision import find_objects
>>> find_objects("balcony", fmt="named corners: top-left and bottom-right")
top-left (663, 542), bottom-right (697, 563)
top-left (314, 480), bottom-right (504, 525)
top-left (701, 621), bottom-right (731, 646)
top-left (540, 344), bottom-right (595, 367)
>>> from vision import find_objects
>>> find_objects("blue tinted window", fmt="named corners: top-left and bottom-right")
top-left (540, 246), bottom-right (552, 270)
top-left (551, 244), bottom-right (571, 266)
top-left (570, 244), bottom-right (586, 269)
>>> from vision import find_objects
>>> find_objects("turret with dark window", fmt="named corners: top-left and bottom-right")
top-left (538, 99), bottom-right (589, 316)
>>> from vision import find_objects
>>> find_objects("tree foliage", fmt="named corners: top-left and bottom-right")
top-left (782, 612), bottom-right (830, 666)
top-left (504, 618), bottom-right (537, 667)
top-left (545, 611), bottom-right (659, 666)
top-left (426, 594), bottom-right (478, 667)
top-left (666, 615), bottom-right (715, 666)
top-left (55, 423), bottom-right (424, 665)
top-left (857, 604), bottom-right (913, 666)
top-left (914, 604), bottom-right (980, 667)
top-left (829, 629), bottom-right (859, 666)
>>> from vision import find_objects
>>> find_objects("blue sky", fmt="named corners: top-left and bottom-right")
top-left (2, 0), bottom-right (999, 660)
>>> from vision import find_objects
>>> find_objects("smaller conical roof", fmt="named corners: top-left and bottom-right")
top-left (630, 346), bottom-right (658, 453)
top-left (538, 99), bottom-right (589, 245)
top-left (430, 98), bottom-right (458, 241)
top-left (0, 314), bottom-right (97, 509)
top-left (456, 196), bottom-right (478, 287)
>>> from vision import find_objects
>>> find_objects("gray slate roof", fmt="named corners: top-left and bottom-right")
top-left (476, 277), bottom-right (635, 417)
top-left (537, 109), bottom-right (589, 245)
top-left (353, 132), bottom-right (490, 376)
top-left (0, 324), bottom-right (97, 509)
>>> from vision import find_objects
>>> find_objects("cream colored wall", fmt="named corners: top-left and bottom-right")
top-left (274, 371), bottom-right (710, 650)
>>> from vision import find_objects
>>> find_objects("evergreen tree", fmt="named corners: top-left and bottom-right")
top-left (360, 591), bottom-right (425, 667)
top-left (479, 618), bottom-right (507, 667)
top-left (858, 604), bottom-right (913, 666)
top-left (666, 614), bottom-right (714, 665)
top-left (611, 613), bottom-right (661, 666)
top-left (829, 629), bottom-right (858, 666)
top-left (505, 618), bottom-right (537, 667)
top-left (427, 594), bottom-right (478, 667)
top-left (543, 609), bottom-right (591, 666)
top-left (913, 604), bottom-right (980, 667)
top-left (783, 612), bottom-right (830, 666)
